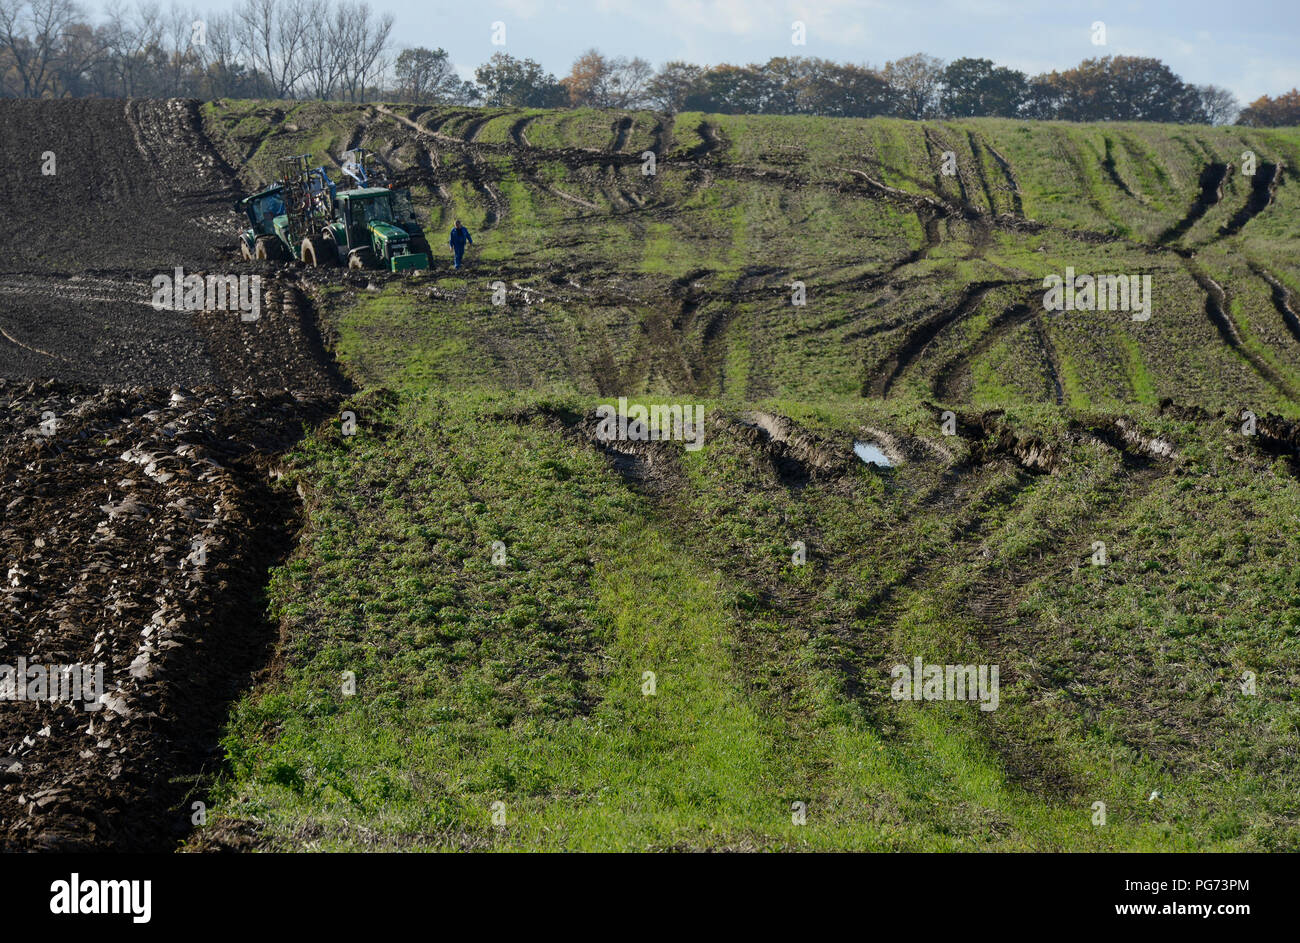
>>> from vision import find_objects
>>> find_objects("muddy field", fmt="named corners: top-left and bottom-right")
top-left (0, 99), bottom-right (345, 850)
top-left (2, 96), bottom-right (1298, 851)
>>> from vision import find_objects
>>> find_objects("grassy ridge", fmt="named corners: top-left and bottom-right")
top-left (195, 103), bottom-right (1300, 851)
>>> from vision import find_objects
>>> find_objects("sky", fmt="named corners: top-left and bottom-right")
top-left (202, 0), bottom-right (1300, 103)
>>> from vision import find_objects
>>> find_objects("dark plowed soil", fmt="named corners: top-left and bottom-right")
top-left (0, 99), bottom-right (238, 275)
top-left (0, 380), bottom-right (336, 850)
top-left (0, 99), bottom-right (347, 849)
top-left (0, 98), bottom-right (339, 391)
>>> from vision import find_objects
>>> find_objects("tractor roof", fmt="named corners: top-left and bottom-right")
top-left (337, 187), bottom-right (393, 200)
top-left (238, 183), bottom-right (284, 206)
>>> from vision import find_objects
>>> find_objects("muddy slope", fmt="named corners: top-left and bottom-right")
top-left (0, 99), bottom-right (238, 275)
top-left (0, 99), bottom-right (346, 850)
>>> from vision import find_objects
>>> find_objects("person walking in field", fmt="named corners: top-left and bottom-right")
top-left (449, 219), bottom-right (473, 270)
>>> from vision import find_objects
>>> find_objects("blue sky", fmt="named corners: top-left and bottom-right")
top-left (207, 0), bottom-right (1300, 102)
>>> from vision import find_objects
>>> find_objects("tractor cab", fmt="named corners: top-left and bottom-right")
top-left (329, 187), bottom-right (430, 271)
top-left (236, 184), bottom-right (289, 259)
top-left (240, 185), bottom-right (286, 233)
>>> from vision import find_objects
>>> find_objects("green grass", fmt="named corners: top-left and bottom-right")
top-left (193, 102), bottom-right (1300, 852)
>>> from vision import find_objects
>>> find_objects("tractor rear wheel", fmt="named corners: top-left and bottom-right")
top-left (240, 239), bottom-right (253, 261)
top-left (301, 235), bottom-right (336, 267)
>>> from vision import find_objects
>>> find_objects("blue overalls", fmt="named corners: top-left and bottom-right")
top-left (449, 225), bottom-right (473, 269)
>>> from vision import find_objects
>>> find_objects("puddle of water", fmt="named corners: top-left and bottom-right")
top-left (853, 440), bottom-right (894, 467)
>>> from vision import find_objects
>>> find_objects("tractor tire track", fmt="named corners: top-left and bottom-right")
top-left (1100, 135), bottom-right (1143, 203)
top-left (978, 136), bottom-right (1024, 216)
top-left (599, 116), bottom-right (646, 224)
top-left (1189, 265), bottom-right (1296, 398)
top-left (932, 301), bottom-right (1035, 401)
top-left (376, 103), bottom-right (506, 228)
top-left (1250, 263), bottom-right (1300, 346)
top-left (649, 114), bottom-right (672, 158)
top-left (923, 125), bottom-right (969, 206)
top-left (696, 266), bottom-right (782, 396)
top-left (372, 109), bottom-right (454, 222)
top-left (865, 280), bottom-right (1003, 398)
top-left (461, 113), bottom-right (506, 228)
top-left (930, 280), bottom-right (1063, 406)
top-left (1220, 162), bottom-right (1283, 237)
top-left (1031, 315), bottom-right (1065, 406)
top-left (505, 112), bottom-right (602, 212)
top-left (1051, 128), bottom-right (1119, 229)
top-left (960, 451), bottom-right (1171, 797)
top-left (607, 115), bottom-right (633, 153)
top-left (965, 130), bottom-right (1000, 216)
top-left (1158, 162), bottom-right (1230, 244)
top-left (696, 120), bottom-right (722, 157)
top-left (345, 106), bottom-right (377, 153)
top-left (510, 114), bottom-right (536, 147)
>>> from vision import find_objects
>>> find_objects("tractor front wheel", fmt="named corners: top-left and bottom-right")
top-left (300, 235), bottom-right (336, 267)
top-left (240, 239), bottom-right (253, 261)
top-left (254, 235), bottom-right (282, 261)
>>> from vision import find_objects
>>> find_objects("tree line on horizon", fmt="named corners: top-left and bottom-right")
top-left (2, 0), bottom-right (1297, 126)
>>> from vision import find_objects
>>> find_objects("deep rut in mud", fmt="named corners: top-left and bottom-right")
top-left (1221, 162), bottom-right (1282, 237)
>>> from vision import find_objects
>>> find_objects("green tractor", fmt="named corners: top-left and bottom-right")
top-left (322, 186), bottom-right (431, 271)
top-left (236, 183), bottom-right (289, 261)
top-left (236, 152), bottom-right (430, 272)
top-left (235, 155), bottom-right (334, 264)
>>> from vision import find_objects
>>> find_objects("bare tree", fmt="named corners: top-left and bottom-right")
top-left (299, 0), bottom-right (343, 99)
top-left (235, 0), bottom-right (309, 98)
top-left (884, 52), bottom-right (944, 119)
top-left (0, 0), bottom-right (87, 96)
top-left (1197, 84), bottom-right (1239, 125)
top-left (605, 54), bottom-right (651, 108)
top-left (159, 3), bottom-right (199, 96)
top-left (190, 10), bottom-right (248, 97)
top-left (102, 0), bottom-right (162, 96)
top-left (50, 16), bottom-right (106, 95)
top-left (334, 1), bottom-right (391, 101)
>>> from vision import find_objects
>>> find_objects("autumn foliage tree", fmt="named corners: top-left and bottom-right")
top-left (1238, 89), bottom-right (1300, 127)
top-left (562, 47), bottom-right (652, 108)
top-left (1023, 56), bottom-right (1205, 122)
